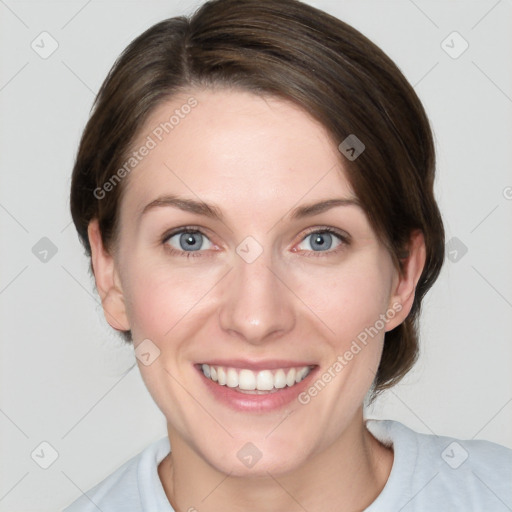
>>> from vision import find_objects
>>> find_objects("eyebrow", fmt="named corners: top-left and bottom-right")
top-left (289, 197), bottom-right (361, 219)
top-left (139, 195), bottom-right (361, 221)
top-left (140, 195), bottom-right (223, 221)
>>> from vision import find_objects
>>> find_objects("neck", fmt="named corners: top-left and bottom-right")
top-left (158, 409), bottom-right (393, 512)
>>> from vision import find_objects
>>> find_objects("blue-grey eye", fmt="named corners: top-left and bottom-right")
top-left (167, 231), bottom-right (212, 252)
top-left (298, 231), bottom-right (342, 252)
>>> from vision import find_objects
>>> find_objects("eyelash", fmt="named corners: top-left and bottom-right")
top-left (161, 225), bottom-right (350, 259)
top-left (297, 227), bottom-right (350, 258)
top-left (162, 227), bottom-right (207, 259)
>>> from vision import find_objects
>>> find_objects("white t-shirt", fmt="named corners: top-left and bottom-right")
top-left (62, 419), bottom-right (512, 511)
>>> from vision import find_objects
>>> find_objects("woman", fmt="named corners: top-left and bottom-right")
top-left (64, 0), bottom-right (511, 510)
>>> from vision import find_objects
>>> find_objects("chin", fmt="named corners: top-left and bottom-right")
top-left (197, 432), bottom-right (314, 478)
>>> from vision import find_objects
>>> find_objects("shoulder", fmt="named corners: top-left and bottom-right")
top-left (62, 437), bottom-right (171, 512)
top-left (366, 419), bottom-right (512, 511)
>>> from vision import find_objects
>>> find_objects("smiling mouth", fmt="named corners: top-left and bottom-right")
top-left (198, 363), bottom-right (315, 394)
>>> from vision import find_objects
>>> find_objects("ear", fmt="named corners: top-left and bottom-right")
top-left (87, 219), bottom-right (130, 332)
top-left (385, 230), bottom-right (426, 331)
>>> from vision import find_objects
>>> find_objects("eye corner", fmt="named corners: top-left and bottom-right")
top-left (294, 227), bottom-right (350, 256)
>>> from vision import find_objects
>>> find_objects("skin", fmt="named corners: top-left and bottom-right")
top-left (88, 88), bottom-right (426, 512)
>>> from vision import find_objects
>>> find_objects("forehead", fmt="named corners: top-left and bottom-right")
top-left (121, 88), bottom-right (356, 218)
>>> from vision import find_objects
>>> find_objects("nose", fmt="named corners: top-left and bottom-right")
top-left (218, 250), bottom-right (296, 345)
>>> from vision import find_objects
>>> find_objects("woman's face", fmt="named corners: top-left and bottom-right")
top-left (103, 88), bottom-right (407, 476)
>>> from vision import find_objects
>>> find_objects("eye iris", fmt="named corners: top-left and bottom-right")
top-left (310, 232), bottom-right (332, 251)
top-left (179, 232), bottom-right (202, 251)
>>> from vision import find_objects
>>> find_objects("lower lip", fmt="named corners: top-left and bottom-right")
top-left (196, 365), bottom-right (317, 412)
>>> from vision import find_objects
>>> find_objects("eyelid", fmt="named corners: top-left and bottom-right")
top-left (161, 225), bottom-right (351, 258)
top-left (299, 226), bottom-right (351, 244)
top-left (161, 225), bottom-right (213, 244)
top-left (161, 225), bottom-right (219, 258)
top-left (292, 226), bottom-right (351, 256)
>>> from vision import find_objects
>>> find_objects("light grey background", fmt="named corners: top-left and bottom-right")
top-left (1, 0), bottom-right (511, 510)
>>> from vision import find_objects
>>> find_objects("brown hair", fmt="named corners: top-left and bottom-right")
top-left (70, 0), bottom-right (445, 395)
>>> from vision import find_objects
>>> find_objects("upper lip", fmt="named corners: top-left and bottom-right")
top-left (197, 359), bottom-right (317, 371)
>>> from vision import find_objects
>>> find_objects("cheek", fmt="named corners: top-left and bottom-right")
top-left (120, 242), bottom-right (395, 350)
top-left (122, 256), bottom-right (225, 341)
top-left (288, 253), bottom-right (393, 347)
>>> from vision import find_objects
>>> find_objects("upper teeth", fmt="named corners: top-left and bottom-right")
top-left (201, 364), bottom-right (312, 391)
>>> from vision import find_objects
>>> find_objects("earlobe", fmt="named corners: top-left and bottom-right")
top-left (87, 219), bottom-right (130, 332)
top-left (385, 230), bottom-right (426, 332)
